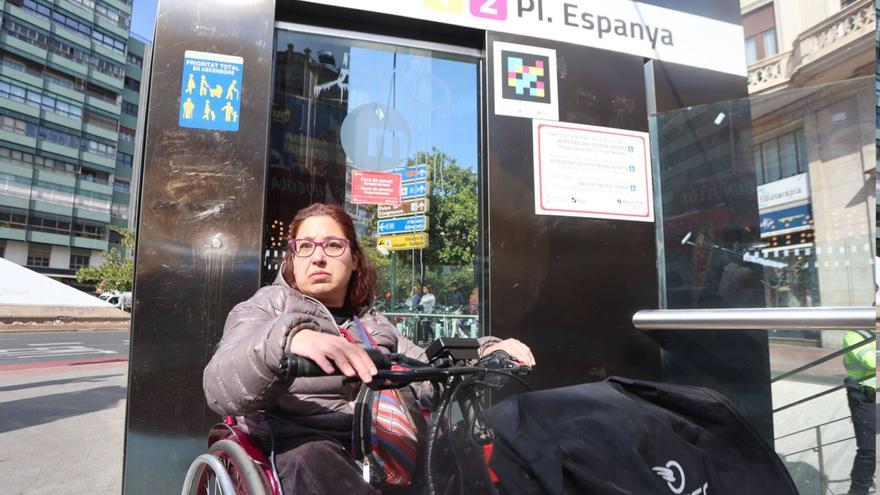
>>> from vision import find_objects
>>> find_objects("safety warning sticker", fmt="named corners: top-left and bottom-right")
top-left (179, 51), bottom-right (243, 132)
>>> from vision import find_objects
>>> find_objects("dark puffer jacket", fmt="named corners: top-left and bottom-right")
top-left (203, 271), bottom-right (499, 440)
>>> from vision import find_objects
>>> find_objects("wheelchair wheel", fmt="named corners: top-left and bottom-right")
top-left (187, 439), bottom-right (269, 495)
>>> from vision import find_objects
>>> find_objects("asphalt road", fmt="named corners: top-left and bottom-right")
top-left (0, 331), bottom-right (129, 366)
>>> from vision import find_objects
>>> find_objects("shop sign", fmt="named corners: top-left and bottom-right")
top-left (377, 215), bottom-right (428, 235)
top-left (759, 204), bottom-right (812, 238)
top-left (179, 51), bottom-right (243, 132)
top-left (391, 165), bottom-right (429, 183)
top-left (401, 181), bottom-right (429, 200)
top-left (351, 170), bottom-right (402, 206)
top-left (757, 173), bottom-right (809, 211)
top-left (378, 199), bottom-right (429, 219)
top-left (377, 232), bottom-right (429, 251)
top-left (298, 0), bottom-right (746, 76)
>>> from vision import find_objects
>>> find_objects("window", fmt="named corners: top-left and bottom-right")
top-left (742, 5), bottom-right (778, 64)
top-left (37, 125), bottom-right (81, 149)
top-left (122, 101), bottom-right (139, 116)
top-left (124, 76), bottom-right (141, 92)
top-left (70, 0), bottom-right (95, 10)
top-left (113, 180), bottom-right (130, 193)
top-left (0, 206), bottom-right (28, 229)
top-left (73, 221), bottom-right (107, 239)
top-left (79, 166), bottom-right (110, 184)
top-left (84, 110), bottom-right (118, 131)
top-left (92, 29), bottom-right (125, 53)
top-left (118, 126), bottom-right (135, 142)
top-left (21, 0), bottom-right (51, 20)
top-left (28, 213), bottom-right (71, 235)
top-left (111, 202), bottom-right (129, 219)
top-left (3, 19), bottom-right (50, 49)
top-left (116, 152), bottom-right (132, 168)
top-left (754, 129), bottom-right (808, 185)
top-left (69, 252), bottom-right (90, 269)
top-left (126, 52), bottom-right (143, 68)
top-left (0, 147), bottom-right (76, 174)
top-left (81, 136), bottom-right (116, 158)
top-left (26, 244), bottom-right (51, 267)
top-left (0, 114), bottom-right (37, 137)
top-left (52, 10), bottom-right (92, 39)
top-left (95, 2), bottom-right (130, 28)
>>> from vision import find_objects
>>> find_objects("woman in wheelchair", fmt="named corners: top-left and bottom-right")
top-left (203, 203), bottom-right (535, 494)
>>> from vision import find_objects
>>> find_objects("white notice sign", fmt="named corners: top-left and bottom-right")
top-left (533, 120), bottom-right (653, 222)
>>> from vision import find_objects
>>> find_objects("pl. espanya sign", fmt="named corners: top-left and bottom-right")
top-left (298, 0), bottom-right (747, 76)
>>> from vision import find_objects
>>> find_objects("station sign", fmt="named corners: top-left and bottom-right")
top-left (401, 181), bottom-right (429, 200)
top-left (377, 215), bottom-right (428, 235)
top-left (378, 199), bottom-right (429, 219)
top-left (377, 232), bottom-right (429, 251)
top-left (391, 165), bottom-right (429, 183)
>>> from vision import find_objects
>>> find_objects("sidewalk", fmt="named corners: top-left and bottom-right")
top-left (0, 361), bottom-right (127, 494)
top-left (0, 321), bottom-right (130, 333)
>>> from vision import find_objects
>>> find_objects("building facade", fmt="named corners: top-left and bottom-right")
top-left (0, 0), bottom-right (146, 290)
top-left (741, 0), bottom-right (875, 327)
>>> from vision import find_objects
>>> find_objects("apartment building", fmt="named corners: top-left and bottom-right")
top-left (0, 0), bottom-right (146, 290)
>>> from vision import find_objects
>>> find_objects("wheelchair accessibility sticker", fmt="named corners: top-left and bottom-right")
top-left (179, 51), bottom-right (243, 132)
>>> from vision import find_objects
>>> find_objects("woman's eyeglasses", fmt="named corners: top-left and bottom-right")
top-left (289, 238), bottom-right (350, 258)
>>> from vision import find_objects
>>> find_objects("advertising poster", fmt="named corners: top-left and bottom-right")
top-left (532, 119), bottom-right (653, 222)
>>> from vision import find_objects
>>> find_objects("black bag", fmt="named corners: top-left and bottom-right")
top-left (485, 377), bottom-right (798, 495)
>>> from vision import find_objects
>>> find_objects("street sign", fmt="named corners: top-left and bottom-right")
top-left (351, 170), bottom-right (402, 206)
top-left (377, 215), bottom-right (428, 235)
top-left (391, 165), bottom-right (429, 183)
top-left (377, 198), bottom-right (429, 219)
top-left (377, 232), bottom-right (429, 251)
top-left (401, 181), bottom-right (429, 200)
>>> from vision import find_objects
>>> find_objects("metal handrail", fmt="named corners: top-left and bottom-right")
top-left (632, 306), bottom-right (875, 331)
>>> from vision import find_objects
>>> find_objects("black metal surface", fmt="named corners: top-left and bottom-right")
top-left (122, 0), bottom-right (276, 492)
top-left (486, 32), bottom-right (662, 392)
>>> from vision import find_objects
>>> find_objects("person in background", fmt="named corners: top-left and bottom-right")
top-left (448, 282), bottom-right (465, 309)
top-left (467, 287), bottom-right (479, 315)
top-left (407, 283), bottom-right (421, 311)
top-left (842, 319), bottom-right (876, 495)
top-left (420, 285), bottom-right (436, 313)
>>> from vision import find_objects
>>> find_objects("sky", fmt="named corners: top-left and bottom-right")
top-left (131, 0), bottom-right (158, 41)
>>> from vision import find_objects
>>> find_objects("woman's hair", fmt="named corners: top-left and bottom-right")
top-left (282, 203), bottom-right (376, 310)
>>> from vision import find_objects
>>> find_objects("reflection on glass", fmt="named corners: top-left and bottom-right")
top-left (651, 77), bottom-right (875, 495)
top-left (265, 29), bottom-right (481, 344)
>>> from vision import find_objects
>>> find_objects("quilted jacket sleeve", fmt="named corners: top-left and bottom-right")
top-left (202, 288), bottom-right (322, 416)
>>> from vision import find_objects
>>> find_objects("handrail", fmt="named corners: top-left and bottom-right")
top-left (632, 307), bottom-right (875, 331)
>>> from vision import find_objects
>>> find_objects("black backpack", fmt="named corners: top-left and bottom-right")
top-left (485, 377), bottom-right (798, 495)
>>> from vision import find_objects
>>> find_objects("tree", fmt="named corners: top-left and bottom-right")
top-left (76, 226), bottom-right (135, 293)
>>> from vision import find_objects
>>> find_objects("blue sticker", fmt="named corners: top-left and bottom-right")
top-left (179, 51), bottom-right (243, 132)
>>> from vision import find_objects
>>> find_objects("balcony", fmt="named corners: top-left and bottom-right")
top-left (1, 32), bottom-right (48, 61)
top-left (747, 0), bottom-right (874, 94)
top-left (33, 168), bottom-right (76, 187)
top-left (94, 15), bottom-right (128, 40)
top-left (28, 230), bottom-right (71, 246)
top-left (41, 110), bottom-right (82, 132)
top-left (85, 95), bottom-right (121, 115)
top-left (38, 140), bottom-right (78, 160)
top-left (79, 150), bottom-right (116, 169)
top-left (0, 63), bottom-right (43, 88)
top-left (0, 129), bottom-right (36, 148)
top-left (47, 53), bottom-right (88, 77)
top-left (0, 226), bottom-right (27, 241)
top-left (73, 206), bottom-right (111, 223)
top-left (0, 97), bottom-right (39, 119)
top-left (45, 81), bottom-right (86, 103)
top-left (78, 178), bottom-right (113, 195)
top-left (89, 68), bottom-right (124, 92)
top-left (52, 25), bottom-right (92, 51)
top-left (71, 235), bottom-right (108, 251)
top-left (55, 0), bottom-right (94, 19)
top-left (5, 4), bottom-right (51, 31)
top-left (83, 122), bottom-right (119, 142)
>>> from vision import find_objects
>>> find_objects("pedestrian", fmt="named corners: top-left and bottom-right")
top-left (448, 282), bottom-right (465, 309)
top-left (420, 285), bottom-right (436, 313)
top-left (842, 321), bottom-right (876, 495)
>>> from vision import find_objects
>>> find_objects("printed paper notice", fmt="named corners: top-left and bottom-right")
top-left (533, 120), bottom-right (653, 222)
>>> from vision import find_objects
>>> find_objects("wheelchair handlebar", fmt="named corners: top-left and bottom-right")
top-left (281, 348), bottom-right (530, 387)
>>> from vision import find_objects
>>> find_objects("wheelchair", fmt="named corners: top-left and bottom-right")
top-left (180, 415), bottom-right (281, 495)
top-left (183, 339), bottom-right (530, 495)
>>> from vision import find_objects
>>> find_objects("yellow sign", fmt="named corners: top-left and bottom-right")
top-left (377, 232), bottom-right (429, 251)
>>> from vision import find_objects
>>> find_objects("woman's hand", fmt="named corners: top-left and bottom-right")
top-left (288, 330), bottom-right (377, 383)
top-left (480, 338), bottom-right (536, 367)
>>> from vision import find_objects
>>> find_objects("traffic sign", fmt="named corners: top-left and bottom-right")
top-left (401, 181), bottom-right (429, 200)
top-left (377, 232), bottom-right (429, 251)
top-left (378, 199), bottom-right (429, 219)
top-left (377, 215), bottom-right (428, 235)
top-left (391, 165), bottom-right (429, 183)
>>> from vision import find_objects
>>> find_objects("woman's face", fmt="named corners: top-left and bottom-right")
top-left (291, 215), bottom-right (356, 307)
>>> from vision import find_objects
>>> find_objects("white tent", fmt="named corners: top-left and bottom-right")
top-left (0, 257), bottom-right (128, 322)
